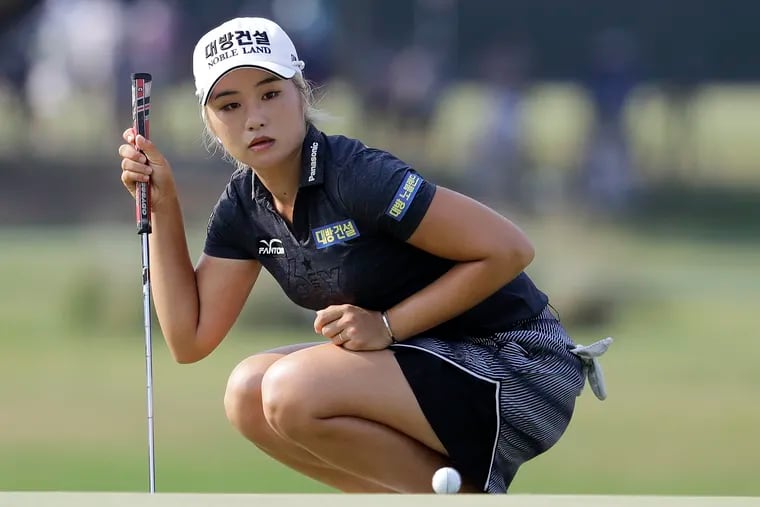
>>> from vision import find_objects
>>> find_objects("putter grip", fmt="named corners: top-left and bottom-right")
top-left (131, 73), bottom-right (152, 234)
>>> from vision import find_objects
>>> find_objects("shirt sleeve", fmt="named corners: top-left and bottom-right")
top-left (337, 149), bottom-right (437, 241)
top-left (203, 179), bottom-right (255, 260)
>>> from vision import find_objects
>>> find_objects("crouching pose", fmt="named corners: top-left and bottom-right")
top-left (117, 17), bottom-right (611, 493)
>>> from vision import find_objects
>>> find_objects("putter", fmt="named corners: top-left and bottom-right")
top-left (131, 72), bottom-right (156, 493)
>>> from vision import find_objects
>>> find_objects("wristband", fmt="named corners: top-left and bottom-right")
top-left (381, 311), bottom-right (398, 344)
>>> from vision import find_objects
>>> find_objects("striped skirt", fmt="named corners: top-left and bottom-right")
top-left (392, 306), bottom-right (586, 493)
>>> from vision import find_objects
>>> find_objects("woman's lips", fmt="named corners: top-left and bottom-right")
top-left (248, 137), bottom-right (275, 152)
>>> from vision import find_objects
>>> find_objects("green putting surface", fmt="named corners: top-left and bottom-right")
top-left (2, 493), bottom-right (760, 507)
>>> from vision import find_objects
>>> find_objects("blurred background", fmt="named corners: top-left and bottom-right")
top-left (1, 0), bottom-right (758, 496)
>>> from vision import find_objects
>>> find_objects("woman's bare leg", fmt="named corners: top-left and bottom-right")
top-left (224, 343), bottom-right (395, 492)
top-left (260, 344), bottom-right (481, 493)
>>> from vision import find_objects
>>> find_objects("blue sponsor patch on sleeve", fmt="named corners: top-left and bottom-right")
top-left (312, 219), bottom-right (361, 249)
top-left (385, 172), bottom-right (423, 221)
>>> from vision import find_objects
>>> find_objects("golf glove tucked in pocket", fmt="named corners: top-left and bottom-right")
top-left (570, 337), bottom-right (613, 401)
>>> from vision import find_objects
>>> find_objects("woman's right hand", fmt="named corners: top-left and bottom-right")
top-left (118, 128), bottom-right (177, 212)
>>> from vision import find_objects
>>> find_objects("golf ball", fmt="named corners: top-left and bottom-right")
top-left (432, 466), bottom-right (461, 494)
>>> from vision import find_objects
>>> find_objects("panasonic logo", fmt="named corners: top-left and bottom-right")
top-left (258, 239), bottom-right (285, 256)
top-left (308, 142), bottom-right (318, 182)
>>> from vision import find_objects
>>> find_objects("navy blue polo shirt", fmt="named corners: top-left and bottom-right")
top-left (204, 124), bottom-right (548, 337)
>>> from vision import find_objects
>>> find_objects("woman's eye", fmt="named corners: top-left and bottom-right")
top-left (262, 91), bottom-right (280, 101)
top-left (221, 102), bottom-right (240, 112)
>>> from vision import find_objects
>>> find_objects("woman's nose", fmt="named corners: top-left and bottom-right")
top-left (246, 119), bottom-right (265, 131)
top-left (245, 107), bottom-right (266, 131)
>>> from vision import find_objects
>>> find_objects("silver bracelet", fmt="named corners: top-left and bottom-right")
top-left (381, 311), bottom-right (398, 344)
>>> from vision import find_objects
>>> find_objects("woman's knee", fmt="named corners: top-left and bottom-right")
top-left (224, 354), bottom-right (281, 440)
top-left (260, 357), bottom-right (320, 441)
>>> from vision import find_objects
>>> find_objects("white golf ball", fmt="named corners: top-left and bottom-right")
top-left (432, 466), bottom-right (461, 494)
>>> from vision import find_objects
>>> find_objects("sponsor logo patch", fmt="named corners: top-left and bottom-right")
top-left (386, 172), bottom-right (423, 221)
top-left (312, 219), bottom-right (360, 249)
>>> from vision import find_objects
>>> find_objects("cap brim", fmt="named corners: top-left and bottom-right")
top-left (202, 63), bottom-right (297, 105)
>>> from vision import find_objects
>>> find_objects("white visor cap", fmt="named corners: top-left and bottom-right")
top-left (193, 17), bottom-right (304, 105)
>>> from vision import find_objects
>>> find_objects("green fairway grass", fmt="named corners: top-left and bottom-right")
top-left (1, 218), bottom-right (758, 494)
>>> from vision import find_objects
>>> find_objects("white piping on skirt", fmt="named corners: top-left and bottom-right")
top-left (391, 343), bottom-right (500, 492)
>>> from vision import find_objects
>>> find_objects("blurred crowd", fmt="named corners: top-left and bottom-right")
top-left (0, 0), bottom-right (751, 221)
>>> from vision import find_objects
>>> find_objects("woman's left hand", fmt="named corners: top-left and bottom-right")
top-left (314, 304), bottom-right (392, 351)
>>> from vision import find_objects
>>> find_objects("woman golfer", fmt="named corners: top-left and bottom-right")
top-left (117, 17), bottom-right (610, 494)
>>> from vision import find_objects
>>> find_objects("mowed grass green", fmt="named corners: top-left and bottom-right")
top-left (0, 219), bottom-right (758, 495)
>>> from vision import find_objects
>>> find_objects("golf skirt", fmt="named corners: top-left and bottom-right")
top-left (392, 305), bottom-right (586, 493)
